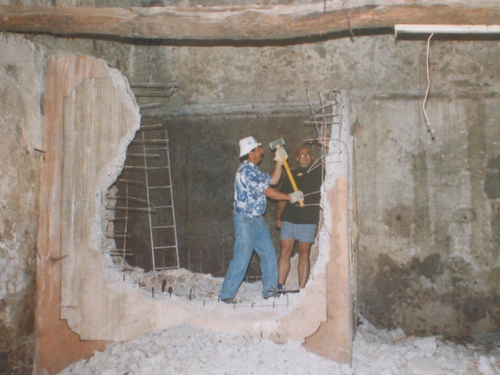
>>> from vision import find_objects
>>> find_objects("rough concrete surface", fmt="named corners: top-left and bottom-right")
top-left (0, 34), bottom-right (44, 374)
top-left (34, 55), bottom-right (350, 373)
top-left (354, 97), bottom-right (500, 336)
top-left (107, 34), bottom-right (500, 337)
top-left (2, 4), bottom-right (500, 373)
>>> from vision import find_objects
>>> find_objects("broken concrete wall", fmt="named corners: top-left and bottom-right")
top-left (35, 55), bottom-right (137, 375)
top-left (36, 54), bottom-right (339, 374)
top-left (0, 34), bottom-right (45, 373)
top-left (23, 33), bottom-right (500, 340)
top-left (106, 35), bottom-right (500, 337)
top-left (3, 18), bottom-right (500, 375)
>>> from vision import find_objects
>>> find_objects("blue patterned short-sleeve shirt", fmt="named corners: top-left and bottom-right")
top-left (234, 161), bottom-right (271, 216)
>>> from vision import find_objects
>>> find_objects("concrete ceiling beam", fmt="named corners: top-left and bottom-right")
top-left (1, 3), bottom-right (500, 41)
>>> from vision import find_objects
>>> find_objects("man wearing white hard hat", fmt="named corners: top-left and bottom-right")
top-left (219, 136), bottom-right (304, 303)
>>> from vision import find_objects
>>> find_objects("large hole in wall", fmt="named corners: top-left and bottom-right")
top-left (45, 56), bottom-right (351, 352)
top-left (106, 114), bottom-right (327, 296)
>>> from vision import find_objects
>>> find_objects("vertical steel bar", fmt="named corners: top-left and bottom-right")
top-left (165, 130), bottom-right (180, 269)
top-left (142, 131), bottom-right (156, 271)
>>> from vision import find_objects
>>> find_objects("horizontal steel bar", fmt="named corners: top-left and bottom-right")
top-left (111, 207), bottom-right (157, 213)
top-left (131, 139), bottom-right (167, 144)
top-left (116, 179), bottom-right (144, 186)
top-left (121, 166), bottom-right (169, 171)
top-left (131, 83), bottom-right (179, 89)
top-left (126, 153), bottom-right (160, 158)
top-left (138, 124), bottom-right (164, 130)
top-left (109, 196), bottom-right (152, 206)
top-left (108, 217), bottom-right (129, 221)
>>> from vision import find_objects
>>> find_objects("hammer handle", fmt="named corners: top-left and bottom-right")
top-left (279, 150), bottom-right (305, 208)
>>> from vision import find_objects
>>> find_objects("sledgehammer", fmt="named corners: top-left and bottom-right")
top-left (269, 138), bottom-right (304, 207)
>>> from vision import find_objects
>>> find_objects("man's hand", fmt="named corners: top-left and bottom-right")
top-left (274, 147), bottom-right (288, 165)
top-left (289, 190), bottom-right (304, 204)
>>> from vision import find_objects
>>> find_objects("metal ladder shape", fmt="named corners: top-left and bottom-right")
top-left (140, 127), bottom-right (180, 271)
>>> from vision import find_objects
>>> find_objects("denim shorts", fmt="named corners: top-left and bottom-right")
top-left (280, 221), bottom-right (317, 243)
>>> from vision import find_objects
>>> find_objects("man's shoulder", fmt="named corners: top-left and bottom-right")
top-left (308, 166), bottom-right (323, 184)
top-left (305, 165), bottom-right (323, 176)
top-left (293, 166), bottom-right (320, 176)
top-left (238, 161), bottom-right (268, 180)
top-left (297, 166), bottom-right (323, 187)
top-left (239, 161), bottom-right (258, 173)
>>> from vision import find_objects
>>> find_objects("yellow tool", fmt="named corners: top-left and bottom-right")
top-left (269, 138), bottom-right (304, 208)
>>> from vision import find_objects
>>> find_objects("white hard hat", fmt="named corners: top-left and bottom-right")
top-left (239, 136), bottom-right (261, 157)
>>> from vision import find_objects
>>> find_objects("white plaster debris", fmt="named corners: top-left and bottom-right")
top-left (59, 315), bottom-right (500, 375)
top-left (120, 267), bottom-right (299, 307)
top-left (59, 325), bottom-right (349, 375)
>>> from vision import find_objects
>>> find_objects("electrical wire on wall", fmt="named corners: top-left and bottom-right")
top-left (423, 33), bottom-right (436, 140)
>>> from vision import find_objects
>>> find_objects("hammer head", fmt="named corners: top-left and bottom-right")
top-left (269, 138), bottom-right (285, 151)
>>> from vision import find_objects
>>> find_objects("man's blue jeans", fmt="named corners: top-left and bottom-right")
top-left (220, 214), bottom-right (278, 300)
